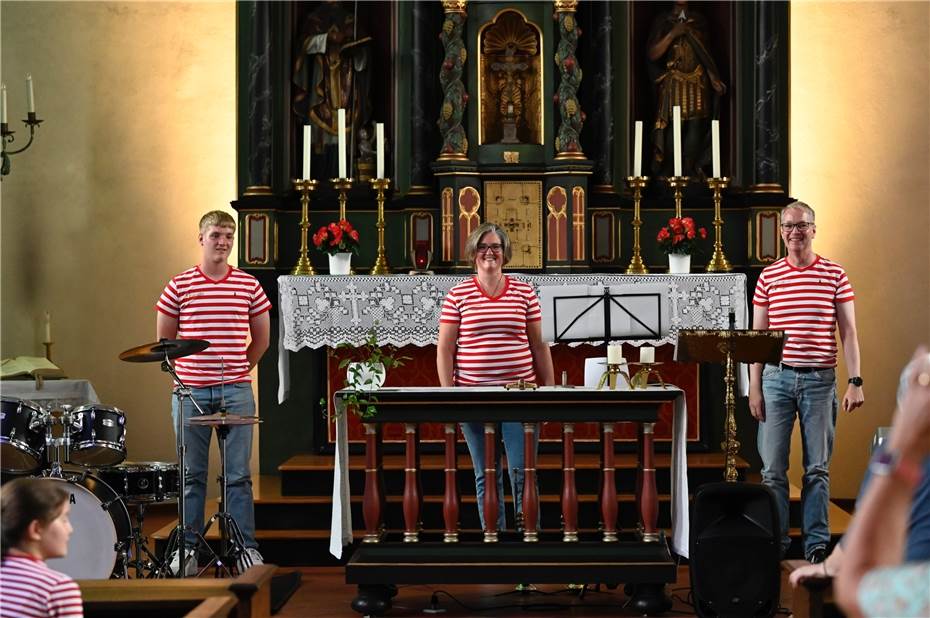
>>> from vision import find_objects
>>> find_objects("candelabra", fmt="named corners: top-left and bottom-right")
top-left (331, 177), bottom-right (354, 220)
top-left (369, 178), bottom-right (391, 275)
top-left (705, 177), bottom-right (732, 272)
top-left (291, 179), bottom-right (319, 275)
top-left (666, 176), bottom-right (689, 218)
top-left (1, 112), bottom-right (44, 178)
top-left (625, 176), bottom-right (650, 275)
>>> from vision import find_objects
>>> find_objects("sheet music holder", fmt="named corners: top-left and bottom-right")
top-left (538, 284), bottom-right (670, 344)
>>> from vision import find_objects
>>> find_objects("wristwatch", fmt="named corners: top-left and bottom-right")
top-left (848, 376), bottom-right (863, 387)
top-left (870, 449), bottom-right (922, 489)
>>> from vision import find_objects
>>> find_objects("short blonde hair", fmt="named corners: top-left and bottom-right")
top-left (781, 201), bottom-right (816, 223)
top-left (199, 210), bottom-right (236, 234)
top-left (464, 222), bottom-right (513, 265)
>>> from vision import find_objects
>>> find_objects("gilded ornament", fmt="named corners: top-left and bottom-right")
top-left (441, 0), bottom-right (467, 14)
top-left (442, 19), bottom-right (453, 36)
top-left (459, 47), bottom-right (467, 64)
top-left (563, 15), bottom-right (575, 33)
top-left (565, 98), bottom-right (577, 117)
top-left (553, 0), bottom-right (578, 12)
top-left (442, 101), bottom-right (453, 121)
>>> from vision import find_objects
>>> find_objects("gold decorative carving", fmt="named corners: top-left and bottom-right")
top-left (244, 213), bottom-right (270, 266)
top-left (441, 188), bottom-right (454, 262)
top-left (572, 186), bottom-right (585, 261)
top-left (484, 181), bottom-right (542, 269)
top-left (503, 151), bottom-right (520, 163)
top-left (756, 211), bottom-right (782, 263)
top-left (442, 0), bottom-right (467, 14)
top-left (553, 0), bottom-right (578, 12)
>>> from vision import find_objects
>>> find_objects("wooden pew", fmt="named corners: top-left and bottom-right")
top-left (78, 564), bottom-right (277, 618)
top-left (185, 596), bottom-right (239, 618)
top-left (781, 559), bottom-right (840, 618)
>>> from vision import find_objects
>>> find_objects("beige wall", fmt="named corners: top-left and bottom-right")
top-left (0, 2), bottom-right (249, 490)
top-left (790, 2), bottom-right (930, 496)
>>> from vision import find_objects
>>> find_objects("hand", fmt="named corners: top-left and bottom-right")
top-left (842, 384), bottom-right (864, 412)
top-left (888, 346), bottom-right (930, 459)
top-left (669, 22), bottom-right (689, 39)
top-left (749, 388), bottom-right (766, 422)
top-left (789, 562), bottom-right (831, 588)
top-left (710, 77), bottom-right (727, 95)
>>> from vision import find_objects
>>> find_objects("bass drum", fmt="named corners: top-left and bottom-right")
top-left (44, 474), bottom-right (131, 579)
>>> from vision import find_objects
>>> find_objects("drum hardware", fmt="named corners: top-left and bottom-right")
top-left (1, 396), bottom-right (48, 472)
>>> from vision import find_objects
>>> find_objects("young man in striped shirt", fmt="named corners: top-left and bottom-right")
top-left (156, 210), bottom-right (271, 574)
top-left (749, 201), bottom-right (865, 564)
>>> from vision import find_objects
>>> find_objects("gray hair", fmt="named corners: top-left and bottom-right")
top-left (464, 222), bottom-right (513, 266)
top-left (781, 201), bottom-right (816, 223)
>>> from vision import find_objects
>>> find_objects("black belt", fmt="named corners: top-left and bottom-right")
top-left (779, 363), bottom-right (823, 374)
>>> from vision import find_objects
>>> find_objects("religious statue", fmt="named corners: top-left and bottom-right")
top-left (293, 1), bottom-right (372, 179)
top-left (647, 1), bottom-right (726, 179)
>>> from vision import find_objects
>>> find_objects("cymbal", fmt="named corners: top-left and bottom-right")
top-left (119, 339), bottom-right (210, 363)
top-left (185, 412), bottom-right (262, 427)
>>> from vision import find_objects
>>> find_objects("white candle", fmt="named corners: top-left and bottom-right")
top-left (633, 120), bottom-right (643, 177)
top-left (375, 122), bottom-right (384, 179)
top-left (607, 344), bottom-right (624, 365)
top-left (26, 74), bottom-right (35, 114)
top-left (711, 120), bottom-right (720, 179)
top-left (337, 108), bottom-right (347, 178)
top-left (639, 346), bottom-right (655, 364)
top-left (44, 311), bottom-right (52, 342)
top-left (302, 125), bottom-right (312, 180)
top-left (673, 105), bottom-right (682, 177)
top-left (1, 84), bottom-right (7, 124)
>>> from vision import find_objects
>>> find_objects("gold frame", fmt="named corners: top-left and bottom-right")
top-left (243, 212), bottom-right (270, 266)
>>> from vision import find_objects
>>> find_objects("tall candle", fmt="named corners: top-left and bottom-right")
top-left (26, 74), bottom-right (35, 114)
top-left (711, 120), bottom-right (720, 179)
top-left (302, 125), bottom-right (311, 180)
top-left (639, 346), bottom-right (655, 364)
top-left (1, 84), bottom-right (7, 124)
top-left (337, 108), bottom-right (347, 178)
top-left (672, 105), bottom-right (682, 177)
top-left (633, 120), bottom-right (643, 177)
top-left (607, 344), bottom-right (624, 365)
top-left (375, 122), bottom-right (384, 179)
top-left (44, 311), bottom-right (52, 342)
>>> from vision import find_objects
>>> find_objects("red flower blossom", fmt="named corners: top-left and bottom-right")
top-left (657, 228), bottom-right (670, 242)
top-left (686, 229), bottom-right (695, 240)
top-left (699, 228), bottom-right (707, 239)
top-left (349, 230), bottom-right (359, 242)
top-left (673, 234), bottom-right (685, 244)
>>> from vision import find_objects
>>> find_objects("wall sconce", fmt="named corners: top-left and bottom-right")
top-left (1, 75), bottom-right (44, 179)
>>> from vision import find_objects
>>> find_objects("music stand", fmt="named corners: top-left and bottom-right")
top-left (676, 329), bottom-right (785, 481)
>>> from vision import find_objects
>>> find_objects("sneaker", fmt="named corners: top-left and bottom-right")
top-left (168, 549), bottom-right (199, 577)
top-left (807, 546), bottom-right (828, 564)
top-left (236, 547), bottom-right (264, 573)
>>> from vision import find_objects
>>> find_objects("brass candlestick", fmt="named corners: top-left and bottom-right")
top-left (629, 362), bottom-right (666, 390)
top-left (291, 179), bottom-right (319, 275)
top-left (369, 178), bottom-right (391, 275)
top-left (597, 363), bottom-right (631, 390)
top-left (667, 176), bottom-right (689, 218)
top-left (625, 176), bottom-right (650, 275)
top-left (705, 177), bottom-right (732, 272)
top-left (330, 178), bottom-right (354, 220)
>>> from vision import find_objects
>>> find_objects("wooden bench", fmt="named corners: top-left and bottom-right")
top-left (781, 559), bottom-right (840, 618)
top-left (78, 563), bottom-right (277, 618)
top-left (185, 596), bottom-right (238, 618)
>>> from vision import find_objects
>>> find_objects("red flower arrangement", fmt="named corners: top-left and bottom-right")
top-left (656, 217), bottom-right (707, 255)
top-left (313, 219), bottom-right (360, 256)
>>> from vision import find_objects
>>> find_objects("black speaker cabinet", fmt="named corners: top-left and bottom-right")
top-left (690, 482), bottom-right (781, 618)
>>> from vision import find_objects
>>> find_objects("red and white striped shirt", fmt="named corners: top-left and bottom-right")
top-left (0, 554), bottom-right (83, 618)
top-left (156, 265), bottom-right (271, 387)
top-left (752, 255), bottom-right (855, 367)
top-left (440, 276), bottom-right (542, 386)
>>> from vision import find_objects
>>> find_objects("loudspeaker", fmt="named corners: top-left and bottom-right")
top-left (689, 482), bottom-right (781, 618)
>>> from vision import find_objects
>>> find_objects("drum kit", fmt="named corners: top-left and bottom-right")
top-left (0, 338), bottom-right (261, 580)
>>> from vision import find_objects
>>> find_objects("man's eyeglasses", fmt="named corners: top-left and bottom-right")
top-left (780, 222), bottom-right (813, 232)
top-left (477, 243), bottom-right (503, 253)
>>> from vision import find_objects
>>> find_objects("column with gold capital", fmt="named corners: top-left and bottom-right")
top-left (554, 0), bottom-right (584, 160)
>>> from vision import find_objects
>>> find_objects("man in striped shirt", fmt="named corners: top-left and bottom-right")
top-left (156, 210), bottom-right (271, 573)
top-left (749, 201), bottom-right (864, 564)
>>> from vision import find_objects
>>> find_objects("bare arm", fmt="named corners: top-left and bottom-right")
top-left (836, 300), bottom-right (864, 412)
top-left (436, 321), bottom-right (458, 387)
top-left (246, 311), bottom-right (271, 370)
top-left (156, 312), bottom-right (179, 340)
top-left (527, 321), bottom-right (555, 386)
top-left (748, 303), bottom-right (769, 421)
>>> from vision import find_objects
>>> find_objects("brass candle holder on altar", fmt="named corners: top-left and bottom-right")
top-left (597, 363), bottom-right (631, 390)
top-left (291, 179), bottom-right (319, 276)
top-left (629, 362), bottom-right (666, 390)
top-left (369, 178), bottom-right (391, 275)
top-left (330, 177), bottom-right (354, 220)
top-left (666, 176), bottom-right (689, 218)
top-left (705, 177), bottom-right (732, 272)
top-left (625, 176), bottom-right (650, 275)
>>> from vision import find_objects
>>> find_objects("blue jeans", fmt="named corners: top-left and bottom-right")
top-left (171, 382), bottom-right (257, 549)
top-left (461, 422), bottom-right (538, 531)
top-left (758, 364), bottom-right (837, 556)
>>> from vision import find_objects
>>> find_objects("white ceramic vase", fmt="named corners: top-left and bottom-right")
top-left (328, 252), bottom-right (352, 275)
top-left (668, 253), bottom-right (691, 274)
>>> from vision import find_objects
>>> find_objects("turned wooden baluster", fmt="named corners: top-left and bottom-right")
top-left (636, 423), bottom-right (644, 536)
top-left (442, 423), bottom-right (459, 543)
top-left (640, 422), bottom-right (659, 541)
top-left (600, 422), bottom-right (618, 542)
top-left (402, 423), bottom-right (420, 542)
top-left (483, 422), bottom-right (499, 543)
top-left (561, 422), bottom-right (578, 542)
top-left (362, 423), bottom-right (383, 543)
top-left (522, 422), bottom-right (539, 542)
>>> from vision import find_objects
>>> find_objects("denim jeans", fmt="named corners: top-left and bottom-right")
top-left (461, 421), bottom-right (539, 531)
top-left (171, 382), bottom-right (257, 548)
top-left (758, 364), bottom-right (837, 556)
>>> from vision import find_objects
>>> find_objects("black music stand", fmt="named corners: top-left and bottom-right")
top-left (676, 329), bottom-right (785, 481)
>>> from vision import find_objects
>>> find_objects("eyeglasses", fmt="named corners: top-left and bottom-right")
top-left (477, 243), bottom-right (503, 253)
top-left (780, 222), bottom-right (813, 232)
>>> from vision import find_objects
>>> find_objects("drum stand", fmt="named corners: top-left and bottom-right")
top-left (120, 502), bottom-right (168, 579)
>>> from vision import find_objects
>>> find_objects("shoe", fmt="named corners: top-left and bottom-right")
top-left (236, 547), bottom-right (264, 573)
top-left (807, 546), bottom-right (828, 564)
top-left (168, 548), bottom-right (199, 576)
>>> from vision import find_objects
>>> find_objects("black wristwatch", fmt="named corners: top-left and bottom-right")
top-left (848, 376), bottom-right (863, 387)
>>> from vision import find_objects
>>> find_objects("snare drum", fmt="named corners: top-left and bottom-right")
top-left (44, 473), bottom-right (132, 579)
top-left (1, 396), bottom-right (47, 472)
top-left (69, 405), bottom-right (126, 467)
top-left (97, 461), bottom-right (180, 503)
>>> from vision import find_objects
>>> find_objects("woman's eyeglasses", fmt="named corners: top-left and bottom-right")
top-left (477, 243), bottom-right (503, 253)
top-left (780, 222), bottom-right (813, 232)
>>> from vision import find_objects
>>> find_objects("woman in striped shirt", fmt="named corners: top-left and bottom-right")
top-left (0, 478), bottom-right (83, 617)
top-left (438, 223), bottom-right (555, 533)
